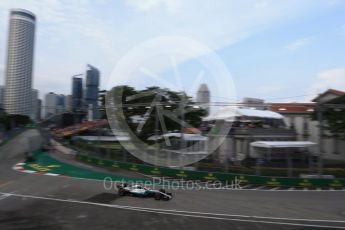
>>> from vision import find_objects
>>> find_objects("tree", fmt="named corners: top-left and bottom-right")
top-left (99, 90), bottom-right (107, 119)
top-left (314, 95), bottom-right (345, 139)
top-left (107, 85), bottom-right (207, 141)
top-left (0, 112), bottom-right (32, 131)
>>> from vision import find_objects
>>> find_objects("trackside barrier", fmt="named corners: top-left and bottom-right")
top-left (76, 154), bottom-right (345, 188)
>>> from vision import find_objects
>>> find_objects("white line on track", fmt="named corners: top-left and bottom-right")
top-left (0, 190), bottom-right (16, 201)
top-left (0, 194), bottom-right (11, 201)
top-left (13, 166), bottom-right (23, 170)
top-left (0, 191), bottom-right (344, 229)
top-left (45, 173), bottom-right (59, 176)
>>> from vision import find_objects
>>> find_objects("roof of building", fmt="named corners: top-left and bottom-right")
top-left (270, 103), bottom-right (315, 114)
top-left (197, 84), bottom-right (209, 92)
top-left (312, 89), bottom-right (345, 102)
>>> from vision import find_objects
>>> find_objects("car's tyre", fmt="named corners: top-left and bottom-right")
top-left (159, 189), bottom-right (166, 193)
top-left (162, 192), bottom-right (172, 201)
top-left (118, 188), bottom-right (126, 196)
top-left (154, 193), bottom-right (162, 200)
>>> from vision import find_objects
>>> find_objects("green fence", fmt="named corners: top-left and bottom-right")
top-left (76, 154), bottom-right (345, 188)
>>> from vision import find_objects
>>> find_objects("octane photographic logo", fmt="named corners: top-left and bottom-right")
top-left (106, 36), bottom-right (237, 167)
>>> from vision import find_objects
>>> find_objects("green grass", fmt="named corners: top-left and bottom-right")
top-left (24, 151), bottom-right (149, 183)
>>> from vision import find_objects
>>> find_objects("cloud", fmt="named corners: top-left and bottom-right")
top-left (305, 68), bottom-right (345, 101)
top-left (286, 37), bottom-right (314, 51)
top-left (327, 0), bottom-right (341, 6)
top-left (124, 0), bottom-right (181, 12)
top-left (0, 0), bottom-right (330, 100)
top-left (0, 0), bottom-right (113, 53)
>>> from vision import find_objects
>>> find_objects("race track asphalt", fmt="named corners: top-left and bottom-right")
top-left (0, 129), bottom-right (344, 230)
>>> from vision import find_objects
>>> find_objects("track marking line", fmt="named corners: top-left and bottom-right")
top-left (45, 173), bottom-right (60, 176)
top-left (0, 194), bottom-right (11, 201)
top-left (0, 190), bottom-right (16, 201)
top-left (13, 166), bottom-right (23, 170)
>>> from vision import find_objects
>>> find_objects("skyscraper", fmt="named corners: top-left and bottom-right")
top-left (196, 83), bottom-right (210, 114)
top-left (72, 76), bottom-right (83, 112)
top-left (56, 94), bottom-right (66, 114)
top-left (45, 92), bottom-right (58, 118)
top-left (4, 9), bottom-right (36, 116)
top-left (66, 95), bottom-right (73, 112)
top-left (84, 64), bottom-right (100, 119)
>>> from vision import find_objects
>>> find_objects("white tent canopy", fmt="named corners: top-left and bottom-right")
top-left (251, 141), bottom-right (317, 149)
top-left (204, 107), bottom-right (283, 121)
top-left (250, 141), bottom-right (319, 177)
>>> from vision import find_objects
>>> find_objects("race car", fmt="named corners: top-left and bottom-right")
top-left (116, 184), bottom-right (173, 201)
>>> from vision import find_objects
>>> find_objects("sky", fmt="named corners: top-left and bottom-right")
top-left (0, 0), bottom-right (344, 103)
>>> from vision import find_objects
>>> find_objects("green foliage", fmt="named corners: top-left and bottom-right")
top-left (107, 85), bottom-right (207, 141)
top-left (322, 95), bottom-right (345, 139)
top-left (0, 111), bottom-right (32, 130)
top-left (313, 95), bottom-right (345, 139)
top-left (99, 90), bottom-right (107, 119)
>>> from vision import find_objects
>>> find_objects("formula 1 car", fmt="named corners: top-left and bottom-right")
top-left (116, 184), bottom-right (173, 201)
